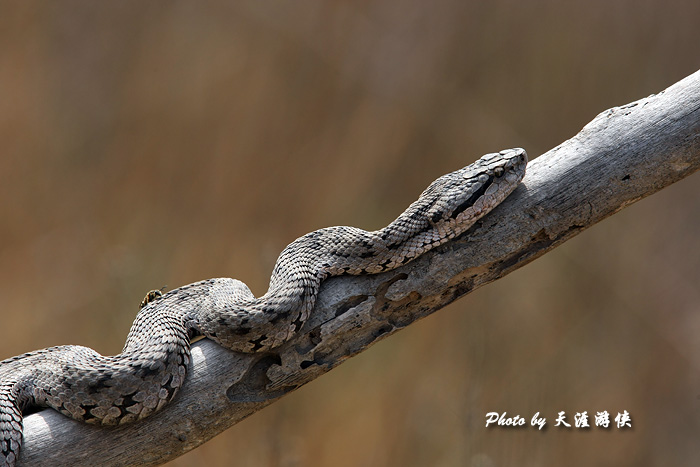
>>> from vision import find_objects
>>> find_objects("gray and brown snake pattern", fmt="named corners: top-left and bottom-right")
top-left (0, 149), bottom-right (527, 466)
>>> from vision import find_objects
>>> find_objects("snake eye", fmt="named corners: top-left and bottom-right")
top-left (494, 167), bottom-right (504, 177)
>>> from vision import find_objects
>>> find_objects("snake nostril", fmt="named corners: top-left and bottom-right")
top-left (519, 149), bottom-right (528, 163)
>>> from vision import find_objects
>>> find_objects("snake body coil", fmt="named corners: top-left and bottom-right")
top-left (0, 149), bottom-right (527, 466)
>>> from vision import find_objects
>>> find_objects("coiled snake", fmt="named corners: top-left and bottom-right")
top-left (0, 149), bottom-right (527, 466)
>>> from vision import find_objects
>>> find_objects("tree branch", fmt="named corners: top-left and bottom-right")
top-left (18, 69), bottom-right (700, 466)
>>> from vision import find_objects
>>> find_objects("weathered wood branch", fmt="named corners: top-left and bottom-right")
top-left (18, 70), bottom-right (700, 466)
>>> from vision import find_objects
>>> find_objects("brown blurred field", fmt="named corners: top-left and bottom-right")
top-left (1, 1), bottom-right (700, 466)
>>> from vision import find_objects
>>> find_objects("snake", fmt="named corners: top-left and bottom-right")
top-left (0, 148), bottom-right (527, 466)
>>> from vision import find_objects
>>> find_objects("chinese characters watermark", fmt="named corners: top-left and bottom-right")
top-left (485, 410), bottom-right (632, 430)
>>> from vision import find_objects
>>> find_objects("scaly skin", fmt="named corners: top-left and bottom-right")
top-left (0, 149), bottom-right (527, 466)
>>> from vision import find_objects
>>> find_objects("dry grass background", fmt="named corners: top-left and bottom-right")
top-left (1, 1), bottom-right (700, 466)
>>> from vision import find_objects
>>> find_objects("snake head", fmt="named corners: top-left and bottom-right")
top-left (424, 148), bottom-right (527, 227)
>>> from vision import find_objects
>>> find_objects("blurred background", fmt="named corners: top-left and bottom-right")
top-left (1, 1), bottom-right (699, 466)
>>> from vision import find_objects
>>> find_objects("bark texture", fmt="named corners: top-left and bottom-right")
top-left (18, 70), bottom-right (700, 466)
